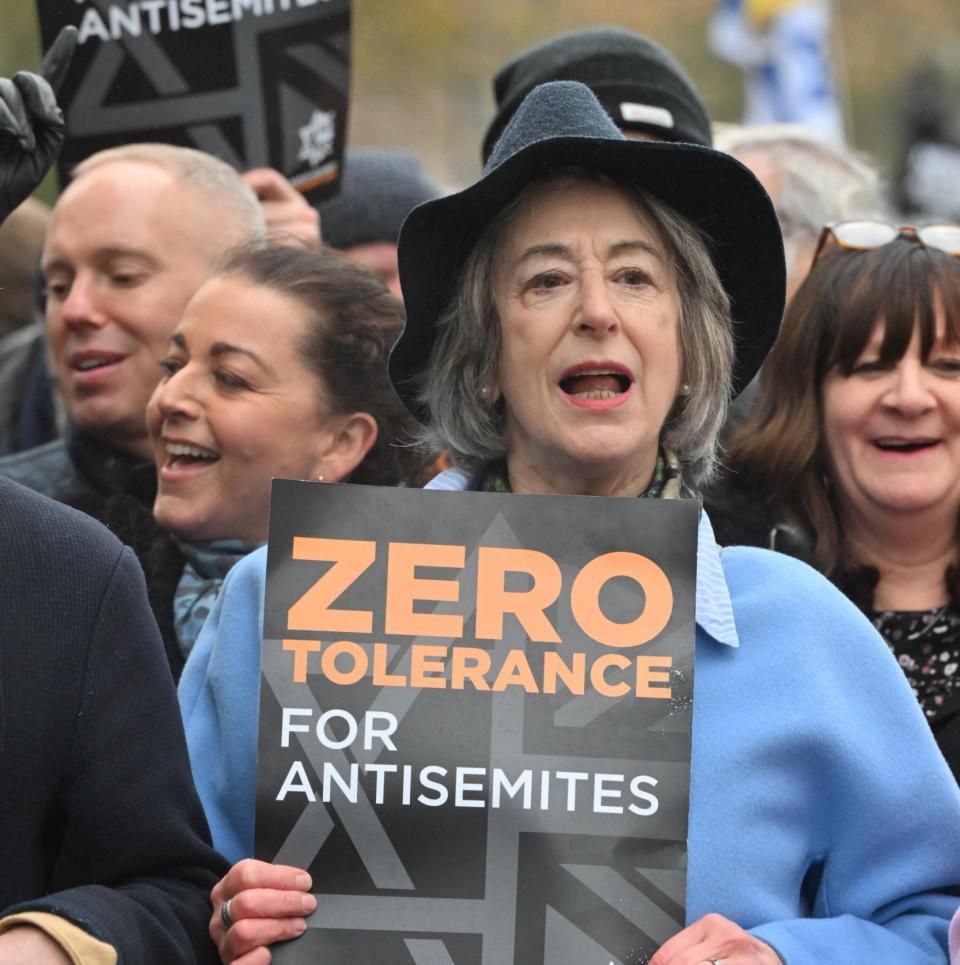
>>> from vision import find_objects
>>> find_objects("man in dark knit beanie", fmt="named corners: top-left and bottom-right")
top-left (318, 148), bottom-right (440, 297)
top-left (482, 25), bottom-right (712, 162)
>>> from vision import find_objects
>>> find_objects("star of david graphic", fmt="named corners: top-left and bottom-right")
top-left (297, 109), bottom-right (336, 168)
top-left (40, 0), bottom-right (349, 189)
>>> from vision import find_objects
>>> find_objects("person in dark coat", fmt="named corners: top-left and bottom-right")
top-left (0, 476), bottom-right (227, 963)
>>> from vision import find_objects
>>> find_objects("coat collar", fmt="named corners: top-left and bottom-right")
top-left (66, 423), bottom-right (157, 507)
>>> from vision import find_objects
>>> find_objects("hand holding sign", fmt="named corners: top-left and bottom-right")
top-left (0, 26), bottom-right (76, 224)
top-left (648, 913), bottom-right (783, 965)
top-left (242, 168), bottom-right (321, 244)
top-left (210, 858), bottom-right (316, 965)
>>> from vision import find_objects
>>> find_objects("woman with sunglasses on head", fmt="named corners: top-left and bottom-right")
top-left (707, 220), bottom-right (960, 778)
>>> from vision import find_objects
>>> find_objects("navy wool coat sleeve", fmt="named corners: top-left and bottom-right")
top-left (0, 477), bottom-right (227, 963)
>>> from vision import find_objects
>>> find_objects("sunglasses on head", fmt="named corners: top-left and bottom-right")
top-left (812, 220), bottom-right (960, 264)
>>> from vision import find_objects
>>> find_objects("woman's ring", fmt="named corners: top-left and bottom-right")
top-left (706, 958), bottom-right (722, 965)
top-left (221, 897), bottom-right (236, 930)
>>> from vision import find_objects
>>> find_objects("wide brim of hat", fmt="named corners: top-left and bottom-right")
top-left (391, 136), bottom-right (785, 423)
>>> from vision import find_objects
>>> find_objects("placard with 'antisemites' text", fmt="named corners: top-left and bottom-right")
top-left (256, 480), bottom-right (698, 964)
top-left (36, 0), bottom-right (349, 202)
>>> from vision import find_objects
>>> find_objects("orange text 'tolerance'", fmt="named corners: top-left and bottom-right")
top-left (281, 537), bottom-right (678, 699)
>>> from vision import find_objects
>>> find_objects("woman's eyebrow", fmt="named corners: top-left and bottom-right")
top-left (516, 240), bottom-right (665, 264)
top-left (607, 240), bottom-right (665, 262)
top-left (209, 341), bottom-right (274, 374)
top-left (515, 243), bottom-right (576, 264)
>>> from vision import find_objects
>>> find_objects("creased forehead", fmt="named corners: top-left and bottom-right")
top-left (496, 175), bottom-right (670, 265)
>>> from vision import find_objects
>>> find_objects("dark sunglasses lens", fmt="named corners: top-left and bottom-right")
top-left (918, 225), bottom-right (960, 255)
top-left (831, 221), bottom-right (898, 249)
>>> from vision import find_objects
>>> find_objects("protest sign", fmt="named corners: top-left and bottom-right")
top-left (257, 480), bottom-right (698, 964)
top-left (35, 0), bottom-right (349, 202)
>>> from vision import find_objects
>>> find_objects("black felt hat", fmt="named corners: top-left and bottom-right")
top-left (482, 26), bottom-right (712, 162)
top-left (390, 81), bottom-right (785, 423)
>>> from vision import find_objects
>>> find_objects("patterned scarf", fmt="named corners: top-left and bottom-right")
top-left (481, 449), bottom-right (695, 500)
top-left (172, 538), bottom-right (262, 659)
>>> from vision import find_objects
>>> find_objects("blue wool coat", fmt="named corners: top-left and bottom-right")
top-left (179, 479), bottom-right (960, 963)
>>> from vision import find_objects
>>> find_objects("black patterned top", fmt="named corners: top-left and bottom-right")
top-left (869, 604), bottom-right (960, 723)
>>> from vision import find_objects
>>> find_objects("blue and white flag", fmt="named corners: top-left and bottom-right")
top-left (709, 0), bottom-right (845, 143)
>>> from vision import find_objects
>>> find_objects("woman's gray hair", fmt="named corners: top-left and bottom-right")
top-left (420, 171), bottom-right (733, 486)
top-left (712, 123), bottom-right (888, 288)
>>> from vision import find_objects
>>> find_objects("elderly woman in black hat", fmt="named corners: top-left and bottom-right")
top-left (196, 82), bottom-right (960, 964)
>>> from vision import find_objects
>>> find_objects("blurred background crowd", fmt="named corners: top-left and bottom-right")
top-left (3, 0), bottom-right (960, 192)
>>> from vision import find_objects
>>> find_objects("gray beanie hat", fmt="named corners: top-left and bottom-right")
top-left (318, 148), bottom-right (441, 250)
top-left (482, 25), bottom-right (712, 162)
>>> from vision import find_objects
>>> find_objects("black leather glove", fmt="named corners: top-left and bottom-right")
top-left (0, 26), bottom-right (77, 225)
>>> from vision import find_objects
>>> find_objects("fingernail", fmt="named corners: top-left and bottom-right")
top-left (294, 919), bottom-right (307, 935)
top-left (296, 872), bottom-right (311, 890)
top-left (302, 894), bottom-right (317, 913)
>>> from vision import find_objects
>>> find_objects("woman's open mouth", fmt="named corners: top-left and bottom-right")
top-left (161, 441), bottom-right (221, 479)
top-left (871, 436), bottom-right (940, 455)
top-left (559, 363), bottom-right (634, 408)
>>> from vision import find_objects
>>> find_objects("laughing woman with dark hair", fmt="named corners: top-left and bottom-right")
top-left (707, 224), bottom-right (960, 778)
top-left (147, 242), bottom-right (429, 667)
top-left (189, 84), bottom-right (960, 965)
top-left (76, 243), bottom-right (429, 680)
